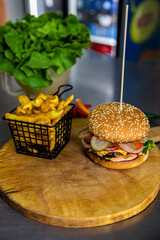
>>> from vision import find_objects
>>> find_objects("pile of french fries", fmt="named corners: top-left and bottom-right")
top-left (5, 93), bottom-right (74, 153)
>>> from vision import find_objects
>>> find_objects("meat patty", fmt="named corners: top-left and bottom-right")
top-left (110, 153), bottom-right (138, 162)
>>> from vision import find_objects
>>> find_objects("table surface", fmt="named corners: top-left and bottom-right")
top-left (0, 50), bottom-right (160, 240)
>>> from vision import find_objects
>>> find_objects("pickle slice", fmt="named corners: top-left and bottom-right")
top-left (91, 136), bottom-right (111, 151)
top-left (78, 127), bottom-right (93, 139)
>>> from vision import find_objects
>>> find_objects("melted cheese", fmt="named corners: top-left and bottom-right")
top-left (94, 149), bottom-right (127, 157)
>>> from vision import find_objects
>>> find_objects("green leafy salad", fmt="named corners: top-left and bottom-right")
top-left (0, 12), bottom-right (90, 89)
top-left (142, 140), bottom-right (155, 154)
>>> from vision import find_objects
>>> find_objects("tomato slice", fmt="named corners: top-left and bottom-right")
top-left (84, 136), bottom-right (92, 142)
top-left (134, 142), bottom-right (144, 151)
top-left (114, 142), bottom-right (144, 153)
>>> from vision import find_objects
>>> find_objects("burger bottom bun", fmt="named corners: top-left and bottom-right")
top-left (85, 150), bottom-right (149, 170)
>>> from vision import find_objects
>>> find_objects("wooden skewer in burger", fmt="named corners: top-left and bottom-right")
top-left (78, 5), bottom-right (155, 169)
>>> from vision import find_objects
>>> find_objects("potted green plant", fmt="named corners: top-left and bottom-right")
top-left (0, 12), bottom-right (90, 97)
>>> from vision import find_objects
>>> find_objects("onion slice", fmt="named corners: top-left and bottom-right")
top-left (82, 138), bottom-right (91, 148)
top-left (104, 148), bottom-right (118, 151)
top-left (131, 145), bottom-right (144, 154)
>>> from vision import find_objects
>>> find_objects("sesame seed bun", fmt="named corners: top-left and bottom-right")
top-left (85, 149), bottom-right (149, 170)
top-left (87, 102), bottom-right (150, 143)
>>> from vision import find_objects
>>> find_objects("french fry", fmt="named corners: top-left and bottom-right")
top-left (64, 105), bottom-right (72, 114)
top-left (49, 103), bottom-right (57, 111)
top-left (49, 128), bottom-right (55, 151)
top-left (51, 105), bottom-right (71, 125)
top-left (51, 116), bottom-right (62, 126)
top-left (17, 95), bottom-right (33, 111)
top-left (47, 95), bottom-right (59, 107)
top-left (40, 99), bottom-right (50, 113)
top-left (46, 109), bottom-right (64, 120)
top-left (15, 105), bottom-right (27, 115)
top-left (57, 100), bottom-right (65, 110)
top-left (23, 101), bottom-right (33, 111)
top-left (32, 98), bottom-right (43, 108)
top-left (28, 148), bottom-right (38, 153)
top-left (32, 93), bottom-right (47, 107)
top-left (63, 94), bottom-right (74, 108)
top-left (46, 95), bottom-right (54, 100)
top-left (17, 95), bottom-right (30, 107)
top-left (5, 113), bottom-right (35, 122)
top-left (34, 114), bottom-right (51, 125)
top-left (50, 139), bottom-right (55, 151)
top-left (37, 93), bottom-right (47, 101)
top-left (32, 108), bottom-right (41, 114)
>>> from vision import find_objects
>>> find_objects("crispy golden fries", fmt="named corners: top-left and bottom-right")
top-left (51, 105), bottom-right (71, 125)
top-left (47, 95), bottom-right (59, 106)
top-left (32, 93), bottom-right (47, 107)
top-left (18, 95), bottom-right (33, 111)
top-left (57, 100), bottom-right (65, 110)
top-left (46, 109), bottom-right (64, 120)
top-left (5, 93), bottom-right (74, 152)
top-left (40, 99), bottom-right (50, 113)
top-left (5, 113), bottom-right (36, 122)
top-left (14, 105), bottom-right (27, 115)
top-left (64, 94), bottom-right (74, 108)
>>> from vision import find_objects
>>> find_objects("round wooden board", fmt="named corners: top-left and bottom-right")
top-left (0, 119), bottom-right (160, 228)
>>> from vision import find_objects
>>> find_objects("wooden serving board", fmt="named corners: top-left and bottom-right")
top-left (0, 119), bottom-right (160, 228)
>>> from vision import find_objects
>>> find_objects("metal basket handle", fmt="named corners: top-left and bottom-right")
top-left (54, 84), bottom-right (73, 98)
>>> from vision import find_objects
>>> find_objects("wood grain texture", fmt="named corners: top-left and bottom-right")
top-left (0, 119), bottom-right (160, 228)
top-left (148, 126), bottom-right (160, 143)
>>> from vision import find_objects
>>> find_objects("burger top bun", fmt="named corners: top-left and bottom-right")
top-left (87, 102), bottom-right (150, 143)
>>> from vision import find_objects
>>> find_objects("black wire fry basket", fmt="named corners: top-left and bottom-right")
top-left (2, 85), bottom-right (75, 160)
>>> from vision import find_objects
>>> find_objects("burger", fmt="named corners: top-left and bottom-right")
top-left (78, 102), bottom-right (155, 169)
